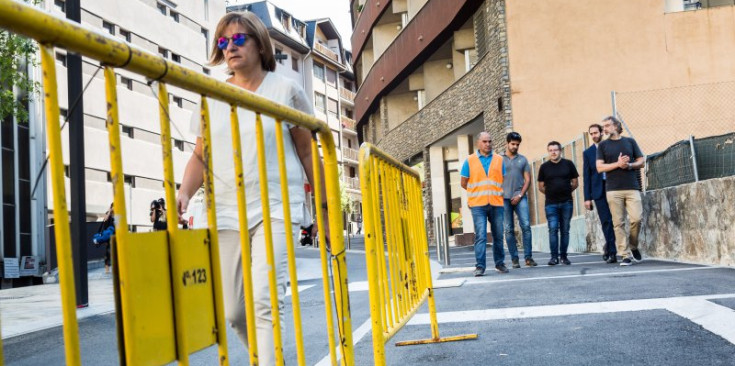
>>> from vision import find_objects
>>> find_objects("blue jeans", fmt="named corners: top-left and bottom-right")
top-left (470, 204), bottom-right (505, 269)
top-left (545, 200), bottom-right (574, 258)
top-left (504, 196), bottom-right (533, 260)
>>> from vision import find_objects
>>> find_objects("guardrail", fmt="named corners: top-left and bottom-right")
top-left (358, 142), bottom-right (477, 365)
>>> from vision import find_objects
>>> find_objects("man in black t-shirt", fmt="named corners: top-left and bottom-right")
top-left (538, 141), bottom-right (579, 266)
top-left (596, 116), bottom-right (645, 266)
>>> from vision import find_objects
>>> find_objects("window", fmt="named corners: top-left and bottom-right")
top-left (327, 98), bottom-right (338, 118)
top-left (170, 11), bottom-right (179, 23)
top-left (291, 54), bottom-right (299, 72)
top-left (120, 29), bottom-right (131, 42)
top-left (326, 68), bottom-right (337, 87)
top-left (120, 76), bottom-right (133, 90)
top-left (349, 166), bottom-right (356, 178)
top-left (64, 165), bottom-right (70, 178)
top-left (172, 96), bottom-right (183, 108)
top-left (342, 80), bottom-right (353, 91)
top-left (203, 67), bottom-right (210, 75)
top-left (158, 47), bottom-right (169, 58)
top-left (314, 92), bottom-right (326, 113)
top-left (59, 108), bottom-right (68, 118)
top-left (54, 0), bottom-right (65, 12)
top-left (275, 48), bottom-right (284, 64)
top-left (121, 125), bottom-right (133, 138)
top-left (313, 62), bottom-right (325, 81)
top-left (55, 52), bottom-right (67, 67)
top-left (102, 21), bottom-right (115, 35)
top-left (124, 174), bottom-right (135, 187)
top-left (172, 53), bottom-right (181, 63)
top-left (174, 139), bottom-right (184, 151)
top-left (157, 3), bottom-right (167, 15)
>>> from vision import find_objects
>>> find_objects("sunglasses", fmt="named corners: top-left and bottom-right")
top-left (217, 33), bottom-right (253, 50)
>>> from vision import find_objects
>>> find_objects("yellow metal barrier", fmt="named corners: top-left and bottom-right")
top-left (359, 143), bottom-right (477, 365)
top-left (0, 0), bottom-right (354, 365)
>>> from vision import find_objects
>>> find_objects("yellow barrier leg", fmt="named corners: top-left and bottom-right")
top-left (311, 138), bottom-right (338, 366)
top-left (274, 120), bottom-right (307, 366)
top-left (228, 104), bottom-right (259, 365)
top-left (40, 44), bottom-right (81, 366)
top-left (254, 113), bottom-right (285, 365)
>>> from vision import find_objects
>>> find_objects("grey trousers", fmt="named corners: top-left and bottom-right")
top-left (218, 219), bottom-right (299, 366)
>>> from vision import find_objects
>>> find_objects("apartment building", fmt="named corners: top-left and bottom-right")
top-left (350, 0), bottom-right (735, 245)
top-left (0, 0), bottom-right (226, 284)
top-left (228, 1), bottom-right (362, 227)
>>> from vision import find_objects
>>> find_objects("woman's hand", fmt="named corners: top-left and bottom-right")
top-left (176, 192), bottom-right (190, 225)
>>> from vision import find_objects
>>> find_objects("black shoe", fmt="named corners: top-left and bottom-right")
top-left (560, 256), bottom-right (571, 265)
top-left (620, 258), bottom-right (633, 266)
top-left (512, 258), bottom-right (521, 269)
top-left (495, 264), bottom-right (509, 273)
top-left (602, 252), bottom-right (609, 261)
top-left (632, 249), bottom-right (642, 261)
top-left (473, 267), bottom-right (485, 277)
top-left (548, 257), bottom-right (559, 266)
top-left (525, 258), bottom-right (538, 267)
top-left (606, 256), bottom-right (618, 264)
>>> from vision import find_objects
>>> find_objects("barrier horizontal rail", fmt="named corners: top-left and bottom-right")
top-left (358, 142), bottom-right (477, 366)
top-left (0, 1), bottom-right (353, 365)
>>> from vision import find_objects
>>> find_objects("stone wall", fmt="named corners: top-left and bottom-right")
top-left (585, 176), bottom-right (735, 266)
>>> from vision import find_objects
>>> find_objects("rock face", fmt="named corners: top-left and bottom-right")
top-left (585, 176), bottom-right (735, 266)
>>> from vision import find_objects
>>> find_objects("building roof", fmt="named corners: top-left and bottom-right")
top-left (227, 1), bottom-right (310, 54)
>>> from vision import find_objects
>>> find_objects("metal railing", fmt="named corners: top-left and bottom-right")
top-left (314, 42), bottom-right (339, 63)
top-left (339, 87), bottom-right (356, 102)
top-left (0, 1), bottom-right (353, 365)
top-left (358, 142), bottom-right (476, 366)
top-left (341, 115), bottom-right (357, 132)
top-left (343, 147), bottom-right (359, 162)
top-left (344, 176), bottom-right (360, 191)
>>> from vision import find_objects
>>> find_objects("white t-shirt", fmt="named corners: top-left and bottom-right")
top-left (190, 72), bottom-right (313, 230)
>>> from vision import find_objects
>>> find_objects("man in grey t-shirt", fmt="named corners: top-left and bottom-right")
top-left (502, 132), bottom-right (537, 268)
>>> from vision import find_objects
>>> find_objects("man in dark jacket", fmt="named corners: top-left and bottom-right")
top-left (583, 124), bottom-right (617, 263)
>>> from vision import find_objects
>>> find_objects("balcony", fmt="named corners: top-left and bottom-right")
top-left (314, 42), bottom-right (339, 63)
top-left (341, 116), bottom-right (357, 134)
top-left (344, 176), bottom-right (360, 191)
top-left (343, 147), bottom-right (359, 163)
top-left (340, 87), bottom-right (356, 103)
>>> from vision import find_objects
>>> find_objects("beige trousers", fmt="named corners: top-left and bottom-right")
top-left (218, 219), bottom-right (299, 366)
top-left (606, 190), bottom-right (643, 259)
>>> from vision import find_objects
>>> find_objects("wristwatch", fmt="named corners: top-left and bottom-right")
top-left (627, 163), bottom-right (632, 170)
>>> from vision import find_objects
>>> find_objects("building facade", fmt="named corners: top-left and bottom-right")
top-left (229, 1), bottom-right (362, 229)
top-left (1, 0), bottom-right (226, 285)
top-left (350, 0), bottom-right (735, 246)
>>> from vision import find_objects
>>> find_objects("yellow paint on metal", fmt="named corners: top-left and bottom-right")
top-left (358, 143), bottom-right (478, 365)
top-left (311, 138), bottom-right (338, 366)
top-left (227, 104), bottom-right (259, 365)
top-left (275, 119), bottom-right (307, 366)
top-left (254, 113), bottom-right (285, 365)
top-left (40, 44), bottom-right (81, 366)
top-left (394, 333), bottom-right (479, 346)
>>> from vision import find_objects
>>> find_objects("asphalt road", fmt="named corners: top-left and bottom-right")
top-left (4, 238), bottom-right (735, 365)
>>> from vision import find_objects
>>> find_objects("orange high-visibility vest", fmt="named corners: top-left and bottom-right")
top-left (466, 153), bottom-right (504, 207)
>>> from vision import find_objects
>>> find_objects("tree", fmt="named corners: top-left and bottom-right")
top-left (0, 0), bottom-right (40, 125)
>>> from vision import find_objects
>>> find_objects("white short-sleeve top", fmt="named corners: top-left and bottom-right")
top-left (190, 72), bottom-right (313, 230)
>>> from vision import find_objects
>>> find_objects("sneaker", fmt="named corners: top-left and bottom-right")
top-left (606, 256), bottom-right (618, 264)
top-left (632, 249), bottom-right (642, 261)
top-left (620, 258), bottom-right (633, 266)
top-left (560, 256), bottom-right (571, 265)
top-left (473, 267), bottom-right (485, 277)
top-left (512, 258), bottom-right (521, 269)
top-left (525, 258), bottom-right (538, 267)
top-left (548, 257), bottom-right (559, 266)
top-left (495, 264), bottom-right (509, 273)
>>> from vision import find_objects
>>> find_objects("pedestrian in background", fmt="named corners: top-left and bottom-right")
top-left (538, 141), bottom-right (579, 266)
top-left (150, 198), bottom-right (167, 231)
top-left (460, 131), bottom-right (506, 276)
top-left (502, 132), bottom-right (536, 268)
top-left (596, 116), bottom-right (645, 266)
top-left (583, 124), bottom-right (617, 263)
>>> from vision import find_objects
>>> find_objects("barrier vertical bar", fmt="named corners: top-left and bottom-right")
top-left (371, 157), bottom-right (392, 330)
top-left (253, 113), bottom-right (285, 365)
top-left (412, 176), bottom-right (440, 340)
top-left (311, 137), bottom-right (338, 366)
top-left (40, 44), bottom-right (81, 366)
top-left (274, 119), bottom-right (306, 366)
top-left (358, 150), bottom-right (387, 366)
top-left (227, 105), bottom-right (259, 365)
top-left (380, 161), bottom-right (402, 320)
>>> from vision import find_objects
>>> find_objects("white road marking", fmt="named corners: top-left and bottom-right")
top-left (315, 317), bottom-right (373, 366)
top-left (406, 293), bottom-right (735, 345)
top-left (285, 284), bottom-right (315, 297)
top-left (439, 260), bottom-right (610, 273)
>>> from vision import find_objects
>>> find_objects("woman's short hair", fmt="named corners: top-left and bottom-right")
top-left (210, 12), bottom-right (276, 72)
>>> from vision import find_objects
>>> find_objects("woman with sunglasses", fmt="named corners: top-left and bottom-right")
top-left (176, 12), bottom-right (327, 365)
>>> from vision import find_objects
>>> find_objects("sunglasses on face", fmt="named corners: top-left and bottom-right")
top-left (217, 33), bottom-right (253, 50)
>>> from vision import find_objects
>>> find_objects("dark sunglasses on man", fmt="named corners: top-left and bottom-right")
top-left (217, 33), bottom-right (254, 50)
